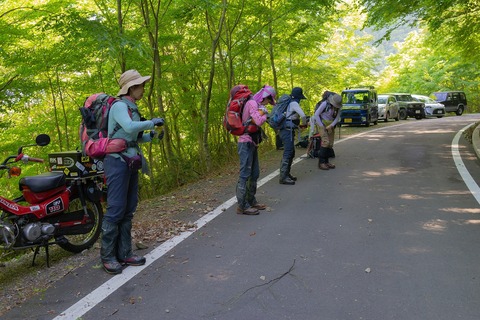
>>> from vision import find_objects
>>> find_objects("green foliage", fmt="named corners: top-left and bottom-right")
top-left (1, 0), bottom-right (480, 200)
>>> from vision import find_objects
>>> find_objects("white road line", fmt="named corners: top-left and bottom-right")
top-left (452, 123), bottom-right (480, 204)
top-left (52, 122), bottom-right (425, 320)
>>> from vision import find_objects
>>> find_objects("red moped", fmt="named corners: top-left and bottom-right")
top-left (0, 134), bottom-right (103, 266)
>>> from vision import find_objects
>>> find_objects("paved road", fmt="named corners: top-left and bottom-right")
top-left (6, 115), bottom-right (480, 320)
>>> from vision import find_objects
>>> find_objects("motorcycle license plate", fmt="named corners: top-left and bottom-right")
top-left (344, 118), bottom-right (352, 123)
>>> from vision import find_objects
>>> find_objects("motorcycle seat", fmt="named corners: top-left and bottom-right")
top-left (19, 171), bottom-right (66, 193)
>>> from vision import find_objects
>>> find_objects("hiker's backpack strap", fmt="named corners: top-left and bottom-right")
top-left (108, 101), bottom-right (140, 139)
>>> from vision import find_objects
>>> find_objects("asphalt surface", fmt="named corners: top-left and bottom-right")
top-left (5, 115), bottom-right (480, 320)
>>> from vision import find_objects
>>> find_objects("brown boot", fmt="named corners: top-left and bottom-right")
top-left (237, 207), bottom-right (260, 215)
top-left (318, 163), bottom-right (330, 170)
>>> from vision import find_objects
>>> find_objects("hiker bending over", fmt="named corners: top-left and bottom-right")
top-left (313, 93), bottom-right (342, 170)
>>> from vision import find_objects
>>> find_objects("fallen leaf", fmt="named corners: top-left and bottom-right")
top-left (135, 242), bottom-right (148, 250)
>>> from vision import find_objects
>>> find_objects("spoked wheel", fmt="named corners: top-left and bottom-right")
top-left (398, 109), bottom-right (407, 120)
top-left (57, 198), bottom-right (103, 253)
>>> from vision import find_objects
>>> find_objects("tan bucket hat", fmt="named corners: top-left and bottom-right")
top-left (328, 93), bottom-right (343, 108)
top-left (117, 70), bottom-right (151, 96)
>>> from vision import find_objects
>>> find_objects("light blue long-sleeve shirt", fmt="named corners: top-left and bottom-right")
top-left (108, 97), bottom-right (155, 158)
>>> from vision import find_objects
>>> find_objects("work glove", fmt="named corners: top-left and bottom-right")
top-left (151, 118), bottom-right (165, 126)
top-left (149, 131), bottom-right (158, 139)
top-left (158, 130), bottom-right (165, 141)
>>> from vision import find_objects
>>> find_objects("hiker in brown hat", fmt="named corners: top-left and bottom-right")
top-left (313, 93), bottom-right (342, 170)
top-left (100, 69), bottom-right (165, 274)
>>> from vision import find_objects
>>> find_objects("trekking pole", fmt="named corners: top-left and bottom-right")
top-left (338, 124), bottom-right (341, 140)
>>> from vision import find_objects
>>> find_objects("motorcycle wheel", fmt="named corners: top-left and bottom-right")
top-left (57, 198), bottom-right (103, 253)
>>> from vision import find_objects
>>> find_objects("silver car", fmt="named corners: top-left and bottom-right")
top-left (378, 94), bottom-right (400, 122)
top-left (412, 94), bottom-right (445, 118)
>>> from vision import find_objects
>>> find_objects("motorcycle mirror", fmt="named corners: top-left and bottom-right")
top-left (9, 166), bottom-right (21, 177)
top-left (36, 134), bottom-right (51, 147)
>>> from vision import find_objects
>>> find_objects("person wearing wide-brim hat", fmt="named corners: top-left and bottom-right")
top-left (277, 87), bottom-right (308, 185)
top-left (100, 69), bottom-right (165, 275)
top-left (313, 92), bottom-right (343, 170)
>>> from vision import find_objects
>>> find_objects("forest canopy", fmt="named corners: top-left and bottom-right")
top-left (1, 0), bottom-right (479, 197)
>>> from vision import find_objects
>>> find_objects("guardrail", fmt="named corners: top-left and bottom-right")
top-left (473, 126), bottom-right (480, 159)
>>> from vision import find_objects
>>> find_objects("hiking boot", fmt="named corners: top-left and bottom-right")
top-left (279, 177), bottom-right (296, 185)
top-left (103, 260), bottom-right (123, 275)
top-left (237, 207), bottom-right (260, 215)
top-left (252, 203), bottom-right (267, 210)
top-left (119, 255), bottom-right (146, 266)
top-left (326, 163), bottom-right (336, 169)
top-left (288, 174), bottom-right (297, 181)
top-left (318, 163), bottom-right (330, 170)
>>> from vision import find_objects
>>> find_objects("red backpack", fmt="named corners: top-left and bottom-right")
top-left (79, 93), bottom-right (133, 158)
top-left (222, 85), bottom-right (259, 136)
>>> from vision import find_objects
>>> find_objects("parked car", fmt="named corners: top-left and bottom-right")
top-left (340, 86), bottom-right (379, 127)
top-left (412, 94), bottom-right (445, 118)
top-left (378, 94), bottom-right (400, 122)
top-left (432, 91), bottom-right (467, 116)
top-left (383, 93), bottom-right (425, 120)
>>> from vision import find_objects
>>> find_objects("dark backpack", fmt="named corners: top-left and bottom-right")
top-left (267, 94), bottom-right (292, 130)
top-left (315, 90), bottom-right (335, 111)
top-left (307, 134), bottom-right (321, 158)
top-left (79, 93), bottom-right (135, 158)
top-left (223, 85), bottom-right (258, 136)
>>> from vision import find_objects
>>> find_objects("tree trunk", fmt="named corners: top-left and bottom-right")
top-left (48, 75), bottom-right (63, 151)
top-left (117, 0), bottom-right (126, 73)
top-left (203, 0), bottom-right (227, 171)
top-left (55, 70), bottom-right (70, 150)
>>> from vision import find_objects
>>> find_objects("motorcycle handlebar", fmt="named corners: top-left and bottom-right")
top-left (28, 157), bottom-right (44, 163)
top-left (14, 154), bottom-right (44, 163)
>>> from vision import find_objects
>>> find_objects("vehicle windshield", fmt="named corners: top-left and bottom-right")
top-left (414, 96), bottom-right (435, 103)
top-left (397, 95), bottom-right (413, 102)
top-left (342, 91), bottom-right (370, 104)
top-left (434, 92), bottom-right (447, 101)
top-left (378, 96), bottom-right (387, 104)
